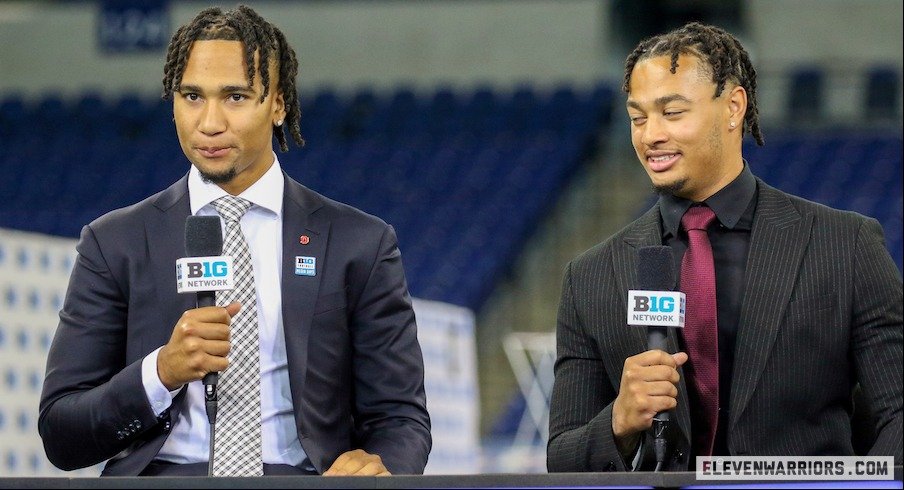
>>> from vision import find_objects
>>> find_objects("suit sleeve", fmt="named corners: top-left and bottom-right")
top-left (349, 224), bottom-right (432, 474)
top-left (850, 218), bottom-right (903, 464)
top-left (38, 224), bottom-right (160, 471)
top-left (547, 260), bottom-right (629, 472)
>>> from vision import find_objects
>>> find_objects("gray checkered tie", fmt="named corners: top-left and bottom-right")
top-left (211, 196), bottom-right (262, 477)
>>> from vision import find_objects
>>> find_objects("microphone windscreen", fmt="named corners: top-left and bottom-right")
top-left (185, 215), bottom-right (223, 257)
top-left (637, 245), bottom-right (675, 291)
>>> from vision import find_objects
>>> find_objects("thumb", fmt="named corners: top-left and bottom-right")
top-left (672, 352), bottom-right (689, 365)
top-left (224, 301), bottom-right (242, 317)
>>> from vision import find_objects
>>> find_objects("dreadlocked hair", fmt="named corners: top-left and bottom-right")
top-left (623, 22), bottom-right (764, 146)
top-left (161, 4), bottom-right (304, 151)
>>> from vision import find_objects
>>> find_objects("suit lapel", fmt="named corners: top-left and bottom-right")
top-left (148, 175), bottom-right (195, 344)
top-left (620, 204), bottom-right (693, 449)
top-left (280, 174), bottom-right (327, 427)
top-left (729, 182), bottom-right (813, 432)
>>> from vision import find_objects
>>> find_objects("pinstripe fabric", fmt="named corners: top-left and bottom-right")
top-left (548, 179), bottom-right (903, 472)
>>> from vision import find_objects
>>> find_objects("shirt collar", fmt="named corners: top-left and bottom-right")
top-left (188, 153), bottom-right (285, 218)
top-left (660, 161), bottom-right (757, 238)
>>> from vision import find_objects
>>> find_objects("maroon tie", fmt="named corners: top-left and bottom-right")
top-left (680, 205), bottom-right (719, 456)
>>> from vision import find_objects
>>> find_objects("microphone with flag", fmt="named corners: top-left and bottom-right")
top-left (178, 215), bottom-right (234, 422)
top-left (178, 215), bottom-right (233, 301)
top-left (627, 245), bottom-right (685, 471)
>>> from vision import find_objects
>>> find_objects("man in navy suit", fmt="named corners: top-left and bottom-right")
top-left (39, 5), bottom-right (430, 476)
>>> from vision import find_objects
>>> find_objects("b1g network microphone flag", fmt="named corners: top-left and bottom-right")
top-left (628, 246), bottom-right (686, 332)
top-left (627, 246), bottom-right (685, 415)
top-left (178, 215), bottom-right (234, 297)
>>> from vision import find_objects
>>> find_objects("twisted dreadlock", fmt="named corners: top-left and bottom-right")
top-left (623, 22), bottom-right (764, 146)
top-left (161, 4), bottom-right (304, 151)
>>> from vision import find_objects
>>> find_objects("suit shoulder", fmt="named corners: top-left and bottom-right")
top-left (84, 188), bottom-right (175, 241)
top-left (567, 218), bottom-right (643, 272)
top-left (784, 192), bottom-right (879, 229)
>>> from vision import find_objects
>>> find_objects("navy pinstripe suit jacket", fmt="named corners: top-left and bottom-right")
top-left (548, 179), bottom-right (902, 471)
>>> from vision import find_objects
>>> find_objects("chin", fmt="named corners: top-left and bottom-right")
top-left (652, 177), bottom-right (688, 197)
top-left (198, 166), bottom-right (238, 185)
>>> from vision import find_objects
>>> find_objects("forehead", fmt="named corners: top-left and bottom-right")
top-left (183, 39), bottom-right (256, 84)
top-left (627, 54), bottom-right (714, 100)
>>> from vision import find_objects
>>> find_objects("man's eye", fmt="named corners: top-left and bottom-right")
top-left (184, 93), bottom-right (200, 101)
top-left (229, 94), bottom-right (246, 102)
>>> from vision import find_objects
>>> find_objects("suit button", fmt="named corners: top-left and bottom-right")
top-left (606, 462), bottom-right (616, 471)
top-left (116, 431), bottom-right (124, 440)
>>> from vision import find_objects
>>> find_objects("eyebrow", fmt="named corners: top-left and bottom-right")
top-left (176, 84), bottom-right (255, 94)
top-left (626, 93), bottom-right (693, 110)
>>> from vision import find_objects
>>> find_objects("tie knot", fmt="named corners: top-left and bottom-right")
top-left (681, 205), bottom-right (717, 232)
top-left (213, 196), bottom-right (253, 223)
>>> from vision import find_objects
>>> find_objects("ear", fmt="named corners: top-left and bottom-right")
top-left (272, 90), bottom-right (287, 127)
top-left (727, 84), bottom-right (747, 129)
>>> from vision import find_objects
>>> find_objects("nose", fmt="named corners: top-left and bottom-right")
top-left (198, 101), bottom-right (226, 135)
top-left (640, 116), bottom-right (668, 147)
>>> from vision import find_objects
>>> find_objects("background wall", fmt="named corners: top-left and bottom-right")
top-left (0, 0), bottom-right (608, 98)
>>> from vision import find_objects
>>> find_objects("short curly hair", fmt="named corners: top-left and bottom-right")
top-left (623, 22), bottom-right (764, 146)
top-left (161, 4), bottom-right (304, 151)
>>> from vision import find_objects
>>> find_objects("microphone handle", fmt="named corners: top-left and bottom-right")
top-left (647, 325), bottom-right (668, 352)
top-left (196, 291), bottom-right (219, 389)
top-left (197, 291), bottom-right (216, 308)
top-left (648, 325), bottom-right (671, 423)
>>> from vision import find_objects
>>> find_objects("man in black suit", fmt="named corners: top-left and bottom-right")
top-left (39, 5), bottom-right (430, 476)
top-left (547, 22), bottom-right (902, 472)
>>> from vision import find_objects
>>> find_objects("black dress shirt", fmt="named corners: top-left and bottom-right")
top-left (659, 163), bottom-right (758, 456)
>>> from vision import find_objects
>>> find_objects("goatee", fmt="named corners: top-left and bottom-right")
top-left (653, 177), bottom-right (688, 197)
top-left (199, 167), bottom-right (237, 185)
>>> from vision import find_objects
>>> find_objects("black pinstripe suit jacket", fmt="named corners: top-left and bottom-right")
top-left (548, 178), bottom-right (903, 472)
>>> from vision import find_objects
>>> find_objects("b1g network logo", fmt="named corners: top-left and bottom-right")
top-left (176, 256), bottom-right (235, 293)
top-left (626, 290), bottom-right (686, 328)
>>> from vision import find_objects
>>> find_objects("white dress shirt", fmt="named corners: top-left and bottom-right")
top-left (141, 156), bottom-right (308, 467)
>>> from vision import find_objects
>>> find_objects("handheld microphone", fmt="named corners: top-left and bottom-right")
top-left (627, 245), bottom-right (685, 471)
top-left (180, 215), bottom-right (233, 422)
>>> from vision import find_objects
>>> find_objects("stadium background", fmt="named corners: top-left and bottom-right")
top-left (0, 0), bottom-right (901, 477)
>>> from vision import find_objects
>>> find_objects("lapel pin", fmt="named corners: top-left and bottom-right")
top-left (299, 235), bottom-right (310, 245)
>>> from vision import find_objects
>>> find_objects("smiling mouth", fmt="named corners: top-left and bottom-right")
top-left (647, 153), bottom-right (679, 172)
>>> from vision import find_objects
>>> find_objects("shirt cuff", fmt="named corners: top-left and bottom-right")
top-left (142, 347), bottom-right (178, 416)
top-left (629, 438), bottom-right (644, 471)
